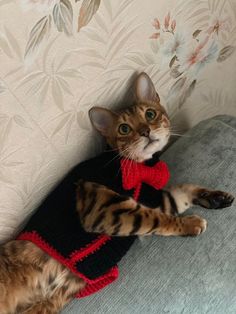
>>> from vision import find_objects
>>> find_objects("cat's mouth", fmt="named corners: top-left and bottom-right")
top-left (143, 138), bottom-right (159, 150)
top-left (139, 130), bottom-right (170, 160)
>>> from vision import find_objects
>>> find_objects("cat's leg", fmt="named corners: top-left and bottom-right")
top-left (76, 181), bottom-right (207, 237)
top-left (20, 258), bottom-right (85, 314)
top-left (0, 240), bottom-right (50, 314)
top-left (22, 275), bottom-right (85, 314)
top-left (163, 184), bottom-right (234, 215)
top-left (0, 240), bottom-right (85, 314)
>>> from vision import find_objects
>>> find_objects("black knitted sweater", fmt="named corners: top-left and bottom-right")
top-left (17, 151), bottom-right (169, 298)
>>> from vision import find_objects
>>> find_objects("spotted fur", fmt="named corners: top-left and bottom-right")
top-left (0, 73), bottom-right (234, 313)
top-left (0, 241), bottom-right (85, 314)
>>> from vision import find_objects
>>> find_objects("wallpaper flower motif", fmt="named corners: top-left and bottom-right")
top-left (150, 11), bottom-right (235, 108)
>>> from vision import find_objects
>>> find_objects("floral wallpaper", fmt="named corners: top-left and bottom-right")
top-left (0, 0), bottom-right (236, 242)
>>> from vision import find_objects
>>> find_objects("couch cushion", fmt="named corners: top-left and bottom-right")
top-left (63, 115), bottom-right (236, 314)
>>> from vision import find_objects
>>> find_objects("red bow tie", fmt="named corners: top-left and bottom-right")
top-left (121, 159), bottom-right (170, 198)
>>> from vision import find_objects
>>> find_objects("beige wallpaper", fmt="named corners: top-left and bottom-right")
top-left (0, 0), bottom-right (236, 241)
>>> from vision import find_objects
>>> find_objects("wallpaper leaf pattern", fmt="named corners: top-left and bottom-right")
top-left (53, 0), bottom-right (73, 35)
top-left (78, 0), bottom-right (101, 31)
top-left (22, 0), bottom-right (101, 63)
top-left (24, 15), bottom-right (52, 62)
top-left (0, 0), bottom-right (236, 242)
top-left (217, 45), bottom-right (236, 62)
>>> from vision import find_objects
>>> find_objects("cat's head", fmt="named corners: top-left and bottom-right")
top-left (89, 73), bottom-right (170, 162)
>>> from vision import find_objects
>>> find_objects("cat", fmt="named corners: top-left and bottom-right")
top-left (0, 73), bottom-right (234, 314)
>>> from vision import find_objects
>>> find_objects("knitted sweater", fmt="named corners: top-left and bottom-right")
top-left (17, 151), bottom-right (170, 298)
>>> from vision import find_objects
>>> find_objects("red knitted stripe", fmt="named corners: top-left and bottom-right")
top-left (17, 231), bottom-right (119, 298)
top-left (121, 159), bottom-right (141, 200)
top-left (70, 235), bottom-right (110, 263)
top-left (76, 266), bottom-right (119, 298)
top-left (133, 182), bottom-right (142, 201)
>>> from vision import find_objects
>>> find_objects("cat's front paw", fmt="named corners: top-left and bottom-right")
top-left (181, 215), bottom-right (207, 236)
top-left (194, 189), bottom-right (234, 209)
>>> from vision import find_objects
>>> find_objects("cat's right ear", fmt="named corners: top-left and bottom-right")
top-left (135, 72), bottom-right (160, 103)
top-left (89, 107), bottom-right (117, 136)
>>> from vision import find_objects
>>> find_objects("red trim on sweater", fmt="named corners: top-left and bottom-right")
top-left (70, 234), bottom-right (110, 263)
top-left (133, 182), bottom-right (142, 201)
top-left (17, 231), bottom-right (118, 298)
top-left (76, 266), bottom-right (119, 298)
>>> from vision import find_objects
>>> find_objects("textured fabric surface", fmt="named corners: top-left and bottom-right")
top-left (62, 115), bottom-right (236, 314)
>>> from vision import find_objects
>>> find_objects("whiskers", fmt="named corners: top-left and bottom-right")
top-left (151, 126), bottom-right (191, 143)
top-left (104, 138), bottom-right (141, 171)
top-left (113, 138), bottom-right (144, 178)
top-left (169, 126), bottom-right (191, 138)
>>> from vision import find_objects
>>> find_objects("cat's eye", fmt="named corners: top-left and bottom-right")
top-left (119, 123), bottom-right (131, 135)
top-left (145, 109), bottom-right (156, 121)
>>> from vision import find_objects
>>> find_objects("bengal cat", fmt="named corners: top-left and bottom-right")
top-left (0, 73), bottom-right (234, 314)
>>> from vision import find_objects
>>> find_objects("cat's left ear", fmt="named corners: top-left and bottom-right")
top-left (89, 106), bottom-right (117, 137)
top-left (135, 72), bottom-right (160, 103)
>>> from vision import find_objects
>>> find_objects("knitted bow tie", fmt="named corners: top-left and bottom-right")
top-left (121, 158), bottom-right (170, 198)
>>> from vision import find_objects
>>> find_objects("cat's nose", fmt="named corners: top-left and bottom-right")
top-left (139, 126), bottom-right (150, 137)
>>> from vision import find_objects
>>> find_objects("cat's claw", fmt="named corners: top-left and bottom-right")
top-left (193, 190), bottom-right (234, 210)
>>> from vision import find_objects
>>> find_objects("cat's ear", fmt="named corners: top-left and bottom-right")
top-left (89, 107), bottom-right (117, 136)
top-left (135, 72), bottom-right (160, 103)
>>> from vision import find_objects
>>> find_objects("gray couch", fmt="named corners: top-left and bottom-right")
top-left (63, 115), bottom-right (236, 314)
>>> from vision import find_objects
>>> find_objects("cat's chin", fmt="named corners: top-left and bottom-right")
top-left (134, 148), bottom-right (162, 162)
top-left (139, 136), bottom-right (169, 162)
